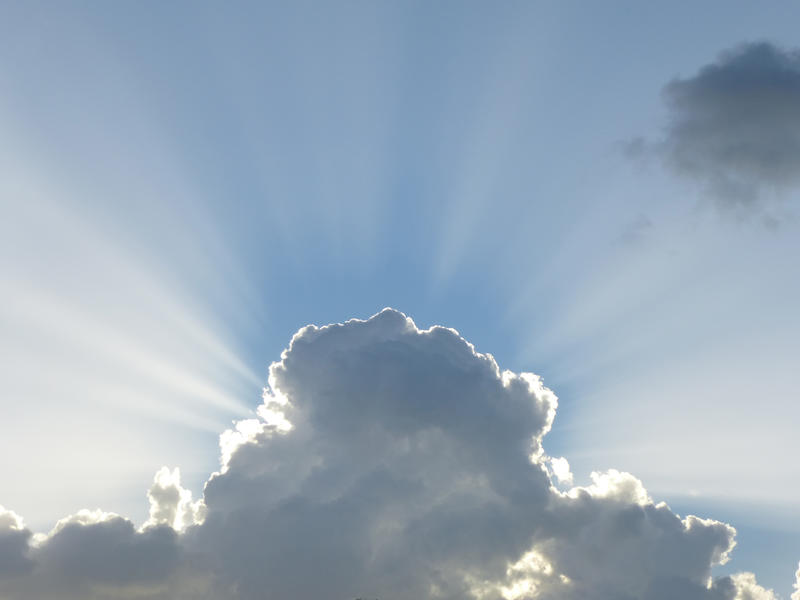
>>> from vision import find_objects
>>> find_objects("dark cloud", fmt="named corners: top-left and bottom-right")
top-left (0, 509), bottom-right (184, 599)
top-left (0, 508), bottom-right (33, 577)
top-left (0, 310), bottom-right (791, 599)
top-left (660, 42), bottom-right (800, 213)
top-left (36, 517), bottom-right (179, 586)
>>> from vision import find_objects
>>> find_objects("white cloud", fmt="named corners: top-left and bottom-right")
top-left (144, 468), bottom-right (206, 532)
top-left (566, 469), bottom-right (652, 505)
top-left (0, 507), bottom-right (25, 533)
top-left (727, 572), bottom-right (777, 600)
top-left (548, 456), bottom-right (573, 486)
top-left (0, 309), bottom-right (793, 599)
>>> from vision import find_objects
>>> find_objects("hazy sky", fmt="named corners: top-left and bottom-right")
top-left (1, 2), bottom-right (799, 598)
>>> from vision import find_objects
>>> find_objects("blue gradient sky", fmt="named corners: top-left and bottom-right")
top-left (2, 1), bottom-right (799, 596)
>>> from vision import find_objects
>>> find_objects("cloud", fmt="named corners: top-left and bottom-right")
top-left (647, 42), bottom-right (800, 215)
top-left (726, 573), bottom-right (777, 600)
top-left (0, 506), bottom-right (33, 577)
top-left (547, 456), bottom-right (573, 486)
top-left (0, 510), bottom-right (183, 600)
top-left (144, 467), bottom-right (206, 532)
top-left (0, 309), bottom-right (792, 599)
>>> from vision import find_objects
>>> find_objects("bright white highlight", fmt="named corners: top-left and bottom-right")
top-left (549, 456), bottom-right (573, 486)
top-left (0, 506), bottom-right (25, 532)
top-left (568, 469), bottom-right (652, 505)
top-left (501, 550), bottom-right (558, 600)
top-left (219, 419), bottom-right (267, 471)
top-left (145, 467), bottom-right (206, 531)
top-left (42, 508), bottom-right (120, 543)
top-left (728, 573), bottom-right (777, 600)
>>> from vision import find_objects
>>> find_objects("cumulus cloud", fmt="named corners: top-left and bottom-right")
top-left (0, 509), bottom-right (183, 600)
top-left (726, 573), bottom-right (777, 600)
top-left (145, 467), bottom-right (206, 532)
top-left (0, 309), bottom-right (792, 599)
top-left (644, 42), bottom-right (800, 216)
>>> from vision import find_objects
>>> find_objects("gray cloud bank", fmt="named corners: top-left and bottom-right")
top-left (0, 309), bottom-right (796, 599)
top-left (641, 42), bottom-right (800, 214)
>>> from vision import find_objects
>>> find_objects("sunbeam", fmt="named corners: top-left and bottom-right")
top-left (2, 2), bottom-right (800, 597)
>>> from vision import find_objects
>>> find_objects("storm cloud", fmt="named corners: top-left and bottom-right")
top-left (656, 42), bottom-right (800, 213)
top-left (0, 310), bottom-right (792, 599)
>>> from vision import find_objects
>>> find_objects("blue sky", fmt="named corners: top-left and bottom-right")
top-left (1, 2), bottom-right (800, 598)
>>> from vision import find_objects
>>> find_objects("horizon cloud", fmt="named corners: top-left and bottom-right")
top-left (0, 309), bottom-right (793, 599)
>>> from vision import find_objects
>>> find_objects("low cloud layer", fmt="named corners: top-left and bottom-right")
top-left (642, 42), bottom-right (800, 215)
top-left (0, 309), bottom-right (794, 599)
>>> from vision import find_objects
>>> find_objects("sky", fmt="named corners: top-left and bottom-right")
top-left (1, 1), bottom-right (799, 598)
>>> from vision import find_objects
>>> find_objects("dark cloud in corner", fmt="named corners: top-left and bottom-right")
top-left (648, 42), bottom-right (800, 215)
top-left (0, 309), bottom-right (795, 599)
